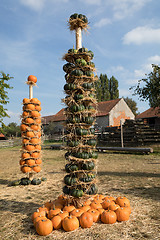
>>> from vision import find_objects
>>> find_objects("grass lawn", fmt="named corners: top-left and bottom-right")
top-left (0, 147), bottom-right (160, 239)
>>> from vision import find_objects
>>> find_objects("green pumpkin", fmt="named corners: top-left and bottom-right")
top-left (86, 183), bottom-right (98, 195)
top-left (88, 50), bottom-right (94, 59)
top-left (70, 105), bottom-right (78, 112)
top-left (20, 177), bottom-right (31, 185)
top-left (63, 185), bottom-right (70, 195)
top-left (82, 82), bottom-right (93, 89)
top-left (76, 58), bottom-right (87, 66)
top-left (82, 15), bottom-right (88, 23)
top-left (64, 83), bottom-right (77, 91)
top-left (85, 116), bottom-right (94, 124)
top-left (64, 175), bottom-right (77, 186)
top-left (87, 139), bottom-right (97, 146)
top-left (90, 151), bottom-right (98, 159)
top-left (71, 69), bottom-right (83, 76)
top-left (67, 140), bottom-right (79, 147)
top-left (74, 94), bottom-right (84, 101)
top-left (87, 105), bottom-right (95, 110)
top-left (78, 47), bottom-right (88, 53)
top-left (77, 104), bottom-right (85, 112)
top-left (65, 163), bottom-right (78, 172)
top-left (90, 128), bottom-right (95, 134)
top-left (41, 177), bottom-right (47, 182)
top-left (68, 48), bottom-right (78, 53)
top-left (70, 188), bottom-right (83, 198)
top-left (10, 179), bottom-right (21, 186)
top-left (84, 71), bottom-right (94, 77)
top-left (31, 178), bottom-right (41, 185)
top-left (76, 128), bottom-right (88, 136)
top-left (81, 152), bottom-right (90, 159)
top-left (81, 161), bottom-right (95, 170)
top-left (63, 63), bottom-right (74, 73)
top-left (87, 62), bottom-right (95, 68)
top-left (78, 14), bottom-right (83, 19)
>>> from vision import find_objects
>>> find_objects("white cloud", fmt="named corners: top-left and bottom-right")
top-left (111, 0), bottom-right (150, 20)
top-left (79, 0), bottom-right (101, 5)
top-left (94, 18), bottom-right (112, 28)
top-left (20, 0), bottom-right (46, 11)
top-left (119, 88), bottom-right (130, 97)
top-left (123, 26), bottom-right (160, 45)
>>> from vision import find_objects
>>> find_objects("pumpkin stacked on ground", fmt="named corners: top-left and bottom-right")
top-left (62, 14), bottom-right (98, 200)
top-left (20, 97), bottom-right (42, 175)
top-left (32, 194), bottom-right (131, 235)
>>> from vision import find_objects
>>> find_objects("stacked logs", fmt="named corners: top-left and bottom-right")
top-left (62, 46), bottom-right (98, 200)
top-left (20, 77), bottom-right (42, 176)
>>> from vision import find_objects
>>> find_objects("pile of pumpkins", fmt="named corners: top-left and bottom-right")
top-left (32, 194), bottom-right (131, 236)
top-left (62, 46), bottom-right (98, 198)
top-left (20, 96), bottom-right (42, 175)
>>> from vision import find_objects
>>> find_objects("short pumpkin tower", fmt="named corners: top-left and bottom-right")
top-left (62, 13), bottom-right (98, 205)
top-left (20, 75), bottom-right (43, 185)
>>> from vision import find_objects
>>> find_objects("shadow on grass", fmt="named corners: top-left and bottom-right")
top-left (98, 171), bottom-right (160, 178)
top-left (110, 186), bottom-right (160, 202)
top-left (0, 178), bottom-right (13, 185)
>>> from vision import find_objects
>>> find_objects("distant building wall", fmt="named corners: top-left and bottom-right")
top-left (109, 98), bottom-right (135, 126)
top-left (95, 115), bottom-right (109, 128)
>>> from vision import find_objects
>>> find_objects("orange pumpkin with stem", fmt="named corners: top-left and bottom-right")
top-left (58, 210), bottom-right (69, 220)
top-left (28, 75), bottom-right (37, 84)
top-left (51, 215), bottom-right (62, 230)
top-left (62, 215), bottom-right (79, 232)
top-left (115, 207), bottom-right (130, 221)
top-left (101, 210), bottom-right (117, 224)
top-left (70, 208), bottom-right (84, 218)
top-left (79, 212), bottom-right (93, 228)
top-left (90, 201), bottom-right (102, 209)
top-left (101, 199), bottom-right (114, 210)
top-left (36, 218), bottom-right (53, 236)
top-left (63, 205), bottom-right (75, 213)
top-left (80, 205), bottom-right (91, 212)
top-left (32, 210), bottom-right (46, 222)
top-left (88, 208), bottom-right (100, 222)
top-left (103, 196), bottom-right (116, 202)
top-left (34, 216), bottom-right (47, 227)
top-left (108, 203), bottom-right (120, 211)
top-left (115, 196), bottom-right (130, 207)
top-left (48, 208), bottom-right (61, 219)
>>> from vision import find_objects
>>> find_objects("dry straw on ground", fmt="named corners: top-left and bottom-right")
top-left (0, 146), bottom-right (160, 239)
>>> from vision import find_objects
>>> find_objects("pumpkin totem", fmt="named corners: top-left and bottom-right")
top-left (20, 75), bottom-right (42, 182)
top-left (62, 14), bottom-right (98, 200)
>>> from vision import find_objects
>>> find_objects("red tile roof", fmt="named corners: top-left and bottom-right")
top-left (42, 99), bottom-right (122, 124)
top-left (0, 133), bottom-right (5, 138)
top-left (136, 107), bottom-right (160, 119)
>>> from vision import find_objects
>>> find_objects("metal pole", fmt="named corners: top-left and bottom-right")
top-left (120, 120), bottom-right (124, 148)
top-left (76, 27), bottom-right (82, 50)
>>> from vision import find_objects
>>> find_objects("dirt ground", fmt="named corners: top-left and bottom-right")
top-left (0, 146), bottom-right (160, 240)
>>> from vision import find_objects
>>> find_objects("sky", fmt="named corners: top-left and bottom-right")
top-left (0, 0), bottom-right (160, 125)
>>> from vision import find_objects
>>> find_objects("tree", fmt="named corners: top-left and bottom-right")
top-left (109, 76), bottom-right (119, 100)
top-left (0, 71), bottom-right (13, 131)
top-left (43, 122), bottom-right (56, 135)
top-left (95, 74), bottom-right (119, 102)
top-left (130, 64), bottom-right (160, 108)
top-left (123, 97), bottom-right (139, 116)
top-left (3, 122), bottom-right (21, 137)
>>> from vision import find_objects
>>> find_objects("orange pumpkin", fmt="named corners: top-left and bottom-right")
top-left (101, 210), bottom-right (117, 224)
top-left (103, 196), bottom-right (116, 202)
top-left (63, 205), bottom-right (75, 213)
top-left (23, 98), bottom-right (30, 104)
top-left (101, 199), bottom-right (114, 210)
top-left (79, 212), bottom-right (93, 228)
top-left (25, 145), bottom-right (35, 151)
top-left (115, 207), bottom-right (130, 221)
top-left (26, 103), bottom-right (35, 111)
top-left (62, 216), bottom-right (79, 232)
top-left (80, 205), bottom-right (91, 212)
top-left (28, 75), bottom-right (37, 84)
top-left (58, 210), bottom-right (69, 220)
top-left (36, 219), bottom-right (53, 236)
top-left (19, 159), bottom-right (26, 165)
top-left (108, 203), bottom-right (120, 211)
top-left (90, 201), bottom-right (102, 209)
top-left (21, 166), bottom-right (32, 173)
top-left (37, 99), bottom-right (41, 105)
top-left (25, 118), bottom-right (34, 124)
top-left (22, 152), bottom-right (30, 159)
top-left (20, 124), bottom-right (27, 131)
top-left (87, 209), bottom-right (100, 222)
top-left (32, 210), bottom-right (46, 222)
top-left (44, 200), bottom-right (53, 211)
top-left (35, 159), bottom-right (42, 164)
top-left (34, 216), bottom-right (47, 227)
top-left (31, 152), bottom-right (40, 158)
top-left (30, 124), bottom-right (40, 131)
top-left (70, 208), bottom-right (84, 218)
top-left (31, 111), bottom-right (40, 118)
top-left (35, 145), bottom-right (41, 151)
top-left (35, 118), bottom-right (41, 124)
top-left (115, 197), bottom-right (130, 207)
top-left (83, 199), bottom-right (92, 206)
top-left (23, 111), bottom-right (29, 117)
top-left (97, 208), bottom-right (105, 214)
top-left (51, 215), bottom-right (62, 230)
top-left (26, 159), bottom-right (35, 166)
top-left (48, 208), bottom-right (61, 219)
top-left (32, 166), bottom-right (41, 173)
top-left (22, 138), bottom-right (29, 144)
top-left (30, 138), bottom-right (40, 144)
top-left (35, 105), bottom-right (42, 111)
top-left (30, 98), bottom-right (39, 104)
top-left (37, 132), bottom-right (41, 138)
top-left (26, 131), bottom-right (35, 138)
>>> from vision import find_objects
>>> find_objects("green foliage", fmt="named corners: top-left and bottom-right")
top-left (0, 71), bottom-right (13, 130)
top-left (123, 97), bottom-right (139, 116)
top-left (130, 64), bottom-right (160, 108)
top-left (2, 122), bottom-right (21, 137)
top-left (43, 122), bottom-right (56, 135)
top-left (95, 74), bottom-right (119, 102)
